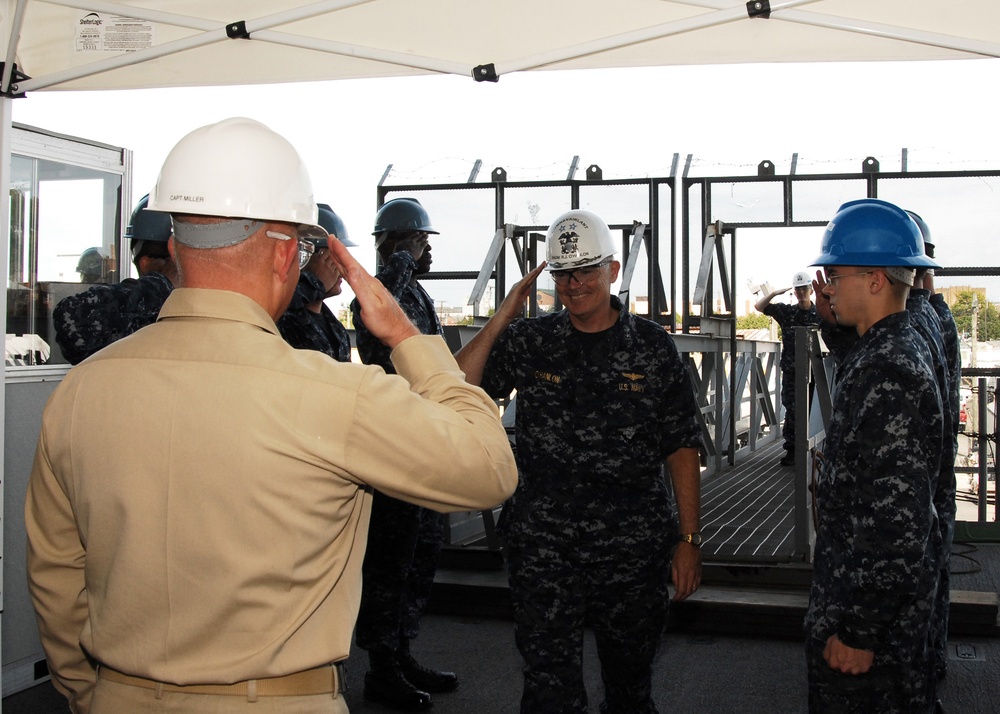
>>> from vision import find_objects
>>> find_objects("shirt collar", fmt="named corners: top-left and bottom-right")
top-left (157, 288), bottom-right (280, 336)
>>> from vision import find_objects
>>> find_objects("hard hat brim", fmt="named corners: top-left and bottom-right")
top-left (546, 254), bottom-right (614, 271)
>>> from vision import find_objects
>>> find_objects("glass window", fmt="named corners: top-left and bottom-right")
top-left (6, 127), bottom-right (126, 366)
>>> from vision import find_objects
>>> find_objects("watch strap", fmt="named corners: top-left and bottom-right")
top-left (680, 532), bottom-right (703, 546)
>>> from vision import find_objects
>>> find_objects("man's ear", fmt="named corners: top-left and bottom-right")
top-left (609, 260), bottom-right (622, 283)
top-left (274, 233), bottom-right (298, 284)
top-left (870, 269), bottom-right (889, 294)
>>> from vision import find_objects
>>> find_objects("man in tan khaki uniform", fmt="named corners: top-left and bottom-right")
top-left (25, 117), bottom-right (518, 714)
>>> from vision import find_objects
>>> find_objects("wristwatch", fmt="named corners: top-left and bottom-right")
top-left (679, 532), bottom-right (703, 547)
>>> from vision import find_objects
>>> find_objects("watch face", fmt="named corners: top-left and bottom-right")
top-left (684, 533), bottom-right (703, 545)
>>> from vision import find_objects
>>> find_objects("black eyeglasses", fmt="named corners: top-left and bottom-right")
top-left (550, 259), bottom-right (612, 286)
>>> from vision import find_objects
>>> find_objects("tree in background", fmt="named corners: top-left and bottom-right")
top-left (951, 290), bottom-right (1000, 341)
top-left (337, 306), bottom-right (354, 330)
top-left (737, 313), bottom-right (771, 330)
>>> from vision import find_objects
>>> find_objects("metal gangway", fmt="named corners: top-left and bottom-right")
top-left (445, 324), bottom-right (802, 565)
top-left (371, 159), bottom-right (1000, 566)
top-left (446, 319), bottom-right (1000, 570)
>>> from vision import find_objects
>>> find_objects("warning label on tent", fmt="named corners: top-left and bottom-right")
top-left (76, 13), bottom-right (154, 53)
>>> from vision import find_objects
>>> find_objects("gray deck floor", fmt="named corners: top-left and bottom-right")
top-left (7, 571), bottom-right (999, 714)
top-left (701, 440), bottom-right (800, 562)
top-left (7, 543), bottom-right (999, 714)
top-left (8, 444), bottom-right (999, 713)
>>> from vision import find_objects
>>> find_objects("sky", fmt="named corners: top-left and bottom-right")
top-left (10, 57), bottom-right (1000, 316)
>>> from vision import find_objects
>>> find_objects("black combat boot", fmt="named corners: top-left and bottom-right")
top-left (364, 650), bottom-right (433, 711)
top-left (398, 640), bottom-right (458, 693)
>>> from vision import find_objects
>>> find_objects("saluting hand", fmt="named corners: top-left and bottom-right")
top-left (812, 270), bottom-right (836, 326)
top-left (392, 234), bottom-right (428, 262)
top-left (327, 236), bottom-right (419, 350)
top-left (307, 249), bottom-right (343, 297)
top-left (496, 262), bottom-right (547, 324)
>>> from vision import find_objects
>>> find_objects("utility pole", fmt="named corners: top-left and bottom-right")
top-left (972, 294), bottom-right (979, 367)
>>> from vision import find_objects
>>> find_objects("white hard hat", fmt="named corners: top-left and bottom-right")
top-left (792, 271), bottom-right (812, 288)
top-left (545, 209), bottom-right (617, 271)
top-left (147, 117), bottom-right (325, 246)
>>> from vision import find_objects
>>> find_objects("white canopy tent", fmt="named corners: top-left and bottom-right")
top-left (2, 0), bottom-right (1000, 94)
top-left (2, 0), bottom-right (998, 301)
top-left (1, 0), bottom-right (999, 698)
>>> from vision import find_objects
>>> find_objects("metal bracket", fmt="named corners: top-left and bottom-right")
top-left (226, 20), bottom-right (250, 39)
top-left (758, 160), bottom-right (775, 177)
top-left (746, 1), bottom-right (771, 18)
top-left (862, 156), bottom-right (880, 173)
top-left (618, 222), bottom-right (647, 305)
top-left (693, 222), bottom-right (718, 308)
top-left (567, 155), bottom-right (580, 181)
top-left (586, 164), bottom-right (603, 181)
top-left (468, 159), bottom-right (482, 183)
top-left (469, 225), bottom-right (513, 305)
top-left (472, 64), bottom-right (499, 82)
top-left (492, 167), bottom-right (507, 183)
top-left (0, 62), bottom-right (29, 98)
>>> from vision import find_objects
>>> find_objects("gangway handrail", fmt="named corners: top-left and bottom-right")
top-left (673, 332), bottom-right (782, 476)
top-left (793, 327), bottom-right (832, 562)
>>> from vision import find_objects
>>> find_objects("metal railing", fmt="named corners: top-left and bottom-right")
top-left (955, 369), bottom-right (1000, 539)
top-left (674, 331), bottom-right (782, 476)
top-left (797, 331), bottom-right (1000, 554)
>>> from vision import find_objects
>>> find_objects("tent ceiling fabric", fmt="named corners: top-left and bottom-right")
top-left (1, 0), bottom-right (999, 93)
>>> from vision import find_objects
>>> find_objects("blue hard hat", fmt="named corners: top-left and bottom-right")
top-left (314, 203), bottom-right (356, 247)
top-left (126, 194), bottom-right (172, 243)
top-left (372, 198), bottom-right (438, 247)
top-left (812, 199), bottom-right (939, 269)
top-left (128, 194), bottom-right (173, 263)
top-left (905, 210), bottom-right (934, 259)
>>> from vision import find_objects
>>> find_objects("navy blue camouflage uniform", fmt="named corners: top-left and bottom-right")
top-left (480, 296), bottom-right (702, 714)
top-left (277, 271), bottom-right (351, 362)
top-left (806, 311), bottom-right (945, 713)
top-left (351, 251), bottom-right (447, 658)
top-left (929, 293), bottom-right (962, 416)
top-left (909, 289), bottom-right (959, 682)
top-left (761, 302), bottom-right (820, 455)
top-left (822, 288), bottom-right (958, 685)
top-left (53, 272), bottom-right (174, 365)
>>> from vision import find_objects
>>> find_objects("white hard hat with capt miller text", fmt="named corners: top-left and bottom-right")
top-left (147, 117), bottom-right (325, 247)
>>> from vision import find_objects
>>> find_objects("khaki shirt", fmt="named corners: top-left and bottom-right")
top-left (26, 288), bottom-right (517, 713)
